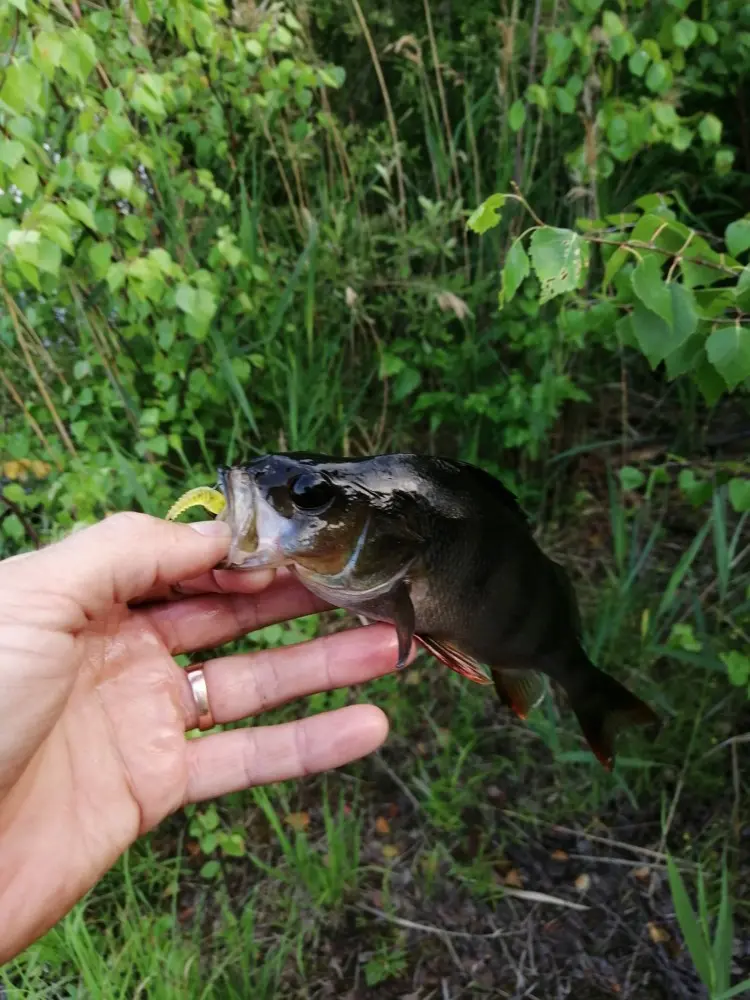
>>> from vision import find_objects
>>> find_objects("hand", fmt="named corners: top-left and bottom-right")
top-left (0, 513), bottom-right (397, 962)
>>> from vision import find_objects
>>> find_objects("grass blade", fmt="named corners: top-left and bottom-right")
top-left (712, 858), bottom-right (733, 995)
top-left (666, 857), bottom-right (712, 989)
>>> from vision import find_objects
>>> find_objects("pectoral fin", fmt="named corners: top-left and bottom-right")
top-left (490, 668), bottom-right (545, 720)
top-left (391, 582), bottom-right (415, 670)
top-left (417, 635), bottom-right (492, 685)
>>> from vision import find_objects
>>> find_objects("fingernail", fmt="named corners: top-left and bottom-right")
top-left (188, 520), bottom-right (231, 538)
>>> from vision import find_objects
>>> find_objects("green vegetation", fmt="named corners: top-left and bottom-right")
top-left (1, 0), bottom-right (749, 994)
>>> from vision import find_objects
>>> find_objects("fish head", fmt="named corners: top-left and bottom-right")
top-left (217, 454), bottom-right (421, 598)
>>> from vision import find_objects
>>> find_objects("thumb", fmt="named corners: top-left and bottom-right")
top-left (15, 512), bottom-right (231, 620)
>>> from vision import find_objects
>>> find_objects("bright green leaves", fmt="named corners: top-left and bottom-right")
top-left (175, 283), bottom-right (218, 339)
top-left (672, 18), bottom-right (698, 50)
top-left (66, 198), bottom-right (98, 232)
top-left (470, 189), bottom-right (750, 401)
top-left (0, 61), bottom-right (43, 116)
top-left (499, 240), bottom-right (530, 307)
top-left (698, 114), bottom-right (722, 145)
top-left (508, 100), bottom-right (526, 132)
top-left (0, 140), bottom-right (25, 169)
top-left (10, 163), bottom-right (38, 197)
top-left (108, 166), bottom-right (135, 197)
top-left (60, 30), bottom-right (98, 84)
top-left (706, 325), bottom-right (750, 390)
top-left (466, 194), bottom-right (505, 235)
top-left (89, 241), bottom-right (113, 279)
top-left (528, 227), bottom-right (587, 303)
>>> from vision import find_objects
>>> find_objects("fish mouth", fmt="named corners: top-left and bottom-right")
top-left (217, 466), bottom-right (288, 571)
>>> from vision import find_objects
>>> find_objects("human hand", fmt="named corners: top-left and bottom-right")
top-left (0, 513), bottom-right (398, 962)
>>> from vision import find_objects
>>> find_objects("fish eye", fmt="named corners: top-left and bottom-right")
top-left (288, 472), bottom-right (335, 512)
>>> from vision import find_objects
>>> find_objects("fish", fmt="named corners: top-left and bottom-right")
top-left (167, 453), bottom-right (660, 769)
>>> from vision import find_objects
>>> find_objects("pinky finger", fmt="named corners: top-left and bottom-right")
top-left (184, 704), bottom-right (389, 803)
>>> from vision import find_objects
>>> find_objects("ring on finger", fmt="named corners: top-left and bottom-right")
top-left (186, 664), bottom-right (215, 731)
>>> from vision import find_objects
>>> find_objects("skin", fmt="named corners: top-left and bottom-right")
top-left (0, 513), bottom-right (403, 964)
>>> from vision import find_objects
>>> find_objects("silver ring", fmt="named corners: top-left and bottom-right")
top-left (186, 665), bottom-right (214, 731)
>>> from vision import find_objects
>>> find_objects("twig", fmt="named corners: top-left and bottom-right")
top-left (502, 811), bottom-right (700, 868)
top-left (373, 750), bottom-right (422, 813)
top-left (498, 886), bottom-right (589, 911)
top-left (354, 903), bottom-right (524, 939)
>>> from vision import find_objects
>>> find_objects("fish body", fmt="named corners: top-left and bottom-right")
top-left (210, 453), bottom-right (658, 768)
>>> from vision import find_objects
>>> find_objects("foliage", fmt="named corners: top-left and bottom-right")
top-left (468, 189), bottom-right (750, 405)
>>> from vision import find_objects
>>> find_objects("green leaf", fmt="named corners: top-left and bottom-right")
top-left (619, 466), bottom-right (645, 491)
top-left (76, 160), bottom-right (104, 191)
top-left (393, 366), bottom-right (421, 401)
top-left (89, 241), bottom-right (113, 279)
top-left (698, 114), bottom-right (722, 145)
top-left (725, 218), bottom-right (750, 258)
top-left (554, 87), bottom-right (575, 114)
top-left (720, 650), bottom-right (750, 687)
top-left (33, 31), bottom-right (64, 75)
top-left (672, 17), bottom-right (698, 49)
top-left (176, 284), bottom-right (217, 326)
top-left (706, 324), bottom-right (750, 389)
top-left (0, 62), bottom-right (43, 115)
top-left (508, 100), bottom-right (526, 132)
top-left (631, 255), bottom-right (672, 326)
top-left (467, 194), bottom-right (506, 235)
top-left (175, 284), bottom-right (197, 316)
top-left (0, 140), bottom-right (25, 169)
top-left (693, 356), bottom-right (725, 405)
top-left (2, 514), bottom-right (24, 542)
top-left (666, 859), bottom-right (712, 988)
top-left (715, 149), bottom-right (734, 175)
top-left (10, 163), bottom-right (38, 197)
top-left (602, 11), bottom-right (624, 37)
top-left (528, 227), bottom-right (587, 303)
top-left (135, 0), bottom-right (151, 25)
top-left (60, 30), bottom-right (98, 83)
top-left (499, 239), bottom-right (530, 307)
top-left (603, 246), bottom-right (629, 287)
top-left (729, 478), bottom-right (750, 513)
top-left (108, 166), bottom-right (134, 196)
top-left (200, 859), bottom-right (221, 879)
top-left (645, 61), bottom-right (670, 93)
top-left (527, 84), bottom-right (548, 109)
top-left (36, 239), bottom-right (62, 276)
top-left (66, 198), bottom-right (98, 231)
top-left (628, 49), bottom-right (650, 76)
top-left (630, 283), bottom-right (698, 368)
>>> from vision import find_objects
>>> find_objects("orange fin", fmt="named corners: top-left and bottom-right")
top-left (416, 635), bottom-right (491, 685)
top-left (491, 669), bottom-right (545, 720)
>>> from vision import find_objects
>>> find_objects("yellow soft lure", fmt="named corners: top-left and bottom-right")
top-left (166, 486), bottom-right (226, 521)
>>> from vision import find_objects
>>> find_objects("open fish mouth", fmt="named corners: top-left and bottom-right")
top-left (165, 468), bottom-right (292, 571)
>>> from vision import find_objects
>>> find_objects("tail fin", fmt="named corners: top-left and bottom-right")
top-left (564, 656), bottom-right (660, 770)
